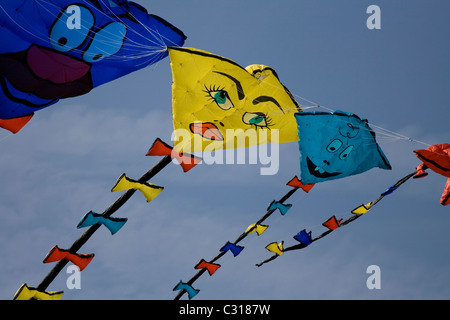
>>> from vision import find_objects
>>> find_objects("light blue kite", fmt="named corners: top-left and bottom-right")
top-left (295, 111), bottom-right (391, 184)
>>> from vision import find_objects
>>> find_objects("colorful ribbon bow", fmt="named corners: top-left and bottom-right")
top-left (265, 241), bottom-right (284, 255)
top-left (351, 202), bottom-right (373, 215)
top-left (287, 176), bottom-right (315, 193)
top-left (245, 223), bottom-right (269, 236)
top-left (13, 283), bottom-right (63, 300)
top-left (173, 281), bottom-right (199, 300)
top-left (294, 229), bottom-right (313, 246)
top-left (267, 200), bottom-right (292, 216)
top-left (77, 211), bottom-right (128, 235)
top-left (43, 246), bottom-right (94, 271)
top-left (195, 259), bottom-right (221, 276)
top-left (220, 241), bottom-right (244, 257)
top-left (111, 174), bottom-right (163, 202)
top-left (146, 138), bottom-right (202, 173)
top-left (322, 215), bottom-right (343, 231)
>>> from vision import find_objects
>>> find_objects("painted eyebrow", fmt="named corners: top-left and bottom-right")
top-left (252, 96), bottom-right (285, 114)
top-left (213, 71), bottom-right (245, 100)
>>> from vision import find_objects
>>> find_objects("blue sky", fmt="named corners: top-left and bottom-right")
top-left (1, 0), bottom-right (449, 300)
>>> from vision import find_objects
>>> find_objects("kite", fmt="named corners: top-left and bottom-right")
top-left (295, 111), bottom-right (392, 184)
top-left (0, 0), bottom-right (186, 133)
top-left (168, 47), bottom-right (302, 153)
top-left (414, 143), bottom-right (450, 206)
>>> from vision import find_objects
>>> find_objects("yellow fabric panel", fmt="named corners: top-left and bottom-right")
top-left (112, 174), bottom-right (163, 203)
top-left (169, 47), bottom-right (302, 153)
top-left (13, 284), bottom-right (63, 300)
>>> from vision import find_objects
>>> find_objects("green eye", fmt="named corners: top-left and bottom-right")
top-left (242, 112), bottom-right (271, 128)
top-left (249, 115), bottom-right (265, 125)
top-left (210, 90), bottom-right (234, 110)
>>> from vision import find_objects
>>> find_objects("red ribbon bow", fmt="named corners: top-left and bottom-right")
top-left (322, 215), bottom-right (343, 231)
top-left (43, 246), bottom-right (94, 271)
top-left (194, 259), bottom-right (221, 276)
top-left (146, 138), bottom-right (201, 173)
top-left (286, 176), bottom-right (315, 193)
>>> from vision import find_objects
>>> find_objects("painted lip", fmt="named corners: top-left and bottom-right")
top-left (27, 45), bottom-right (91, 84)
top-left (0, 45), bottom-right (93, 102)
top-left (306, 156), bottom-right (341, 179)
top-left (190, 122), bottom-right (224, 141)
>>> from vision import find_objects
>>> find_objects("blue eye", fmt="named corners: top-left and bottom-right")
top-left (82, 22), bottom-right (127, 63)
top-left (49, 5), bottom-right (94, 52)
top-left (339, 145), bottom-right (354, 160)
top-left (327, 139), bottom-right (343, 153)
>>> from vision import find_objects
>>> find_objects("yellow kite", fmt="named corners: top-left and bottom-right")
top-left (169, 47), bottom-right (302, 153)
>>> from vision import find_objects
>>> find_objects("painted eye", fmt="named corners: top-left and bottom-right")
top-left (327, 139), bottom-right (343, 153)
top-left (49, 5), bottom-right (94, 52)
top-left (242, 112), bottom-right (271, 128)
top-left (208, 89), bottom-right (234, 110)
top-left (82, 22), bottom-right (127, 63)
top-left (339, 145), bottom-right (354, 160)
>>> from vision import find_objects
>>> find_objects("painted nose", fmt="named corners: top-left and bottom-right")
top-left (26, 45), bottom-right (91, 84)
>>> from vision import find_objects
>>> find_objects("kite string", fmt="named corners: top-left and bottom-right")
top-left (255, 76), bottom-right (433, 148)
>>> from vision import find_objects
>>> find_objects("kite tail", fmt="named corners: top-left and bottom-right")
top-left (16, 138), bottom-right (199, 299)
top-left (173, 176), bottom-right (314, 300)
top-left (256, 171), bottom-right (417, 267)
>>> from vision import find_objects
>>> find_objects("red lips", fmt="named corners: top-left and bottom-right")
top-left (27, 45), bottom-right (91, 84)
top-left (190, 122), bottom-right (224, 141)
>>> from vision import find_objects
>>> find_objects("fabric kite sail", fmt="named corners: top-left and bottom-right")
top-left (414, 143), bottom-right (450, 206)
top-left (168, 47), bottom-right (302, 153)
top-left (295, 110), bottom-right (392, 184)
top-left (0, 0), bottom-right (186, 133)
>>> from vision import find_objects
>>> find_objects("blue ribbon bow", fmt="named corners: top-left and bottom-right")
top-left (173, 281), bottom-right (199, 300)
top-left (77, 211), bottom-right (128, 235)
top-left (220, 241), bottom-right (244, 257)
top-left (293, 229), bottom-right (313, 246)
top-left (267, 200), bottom-right (292, 216)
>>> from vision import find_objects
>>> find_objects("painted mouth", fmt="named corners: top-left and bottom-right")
top-left (0, 45), bottom-right (93, 105)
top-left (306, 156), bottom-right (341, 179)
top-left (0, 76), bottom-right (57, 109)
top-left (190, 122), bottom-right (224, 141)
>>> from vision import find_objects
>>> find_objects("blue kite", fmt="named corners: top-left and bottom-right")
top-left (0, 0), bottom-right (186, 133)
top-left (295, 111), bottom-right (391, 184)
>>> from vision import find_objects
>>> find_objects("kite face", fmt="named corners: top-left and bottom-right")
top-left (169, 47), bottom-right (301, 152)
top-left (295, 111), bottom-right (391, 184)
top-left (0, 0), bottom-right (186, 132)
